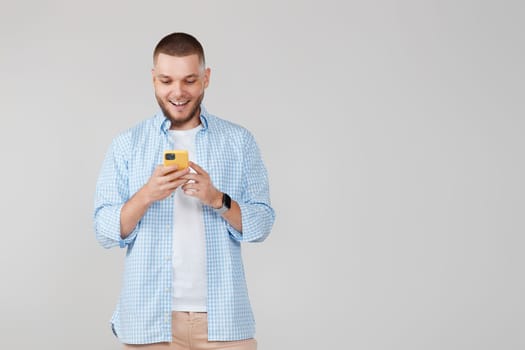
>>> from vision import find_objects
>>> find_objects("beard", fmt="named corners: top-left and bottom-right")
top-left (156, 92), bottom-right (205, 129)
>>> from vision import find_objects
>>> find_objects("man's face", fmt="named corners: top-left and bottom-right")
top-left (152, 53), bottom-right (210, 129)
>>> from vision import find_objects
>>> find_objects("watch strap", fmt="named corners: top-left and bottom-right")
top-left (214, 192), bottom-right (231, 215)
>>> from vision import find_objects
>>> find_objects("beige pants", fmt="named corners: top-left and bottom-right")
top-left (123, 312), bottom-right (257, 350)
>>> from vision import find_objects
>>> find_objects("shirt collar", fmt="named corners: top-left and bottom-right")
top-left (156, 104), bottom-right (210, 133)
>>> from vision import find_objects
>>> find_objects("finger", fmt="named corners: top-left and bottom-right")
top-left (183, 188), bottom-right (199, 196)
top-left (159, 164), bottom-right (179, 175)
top-left (188, 161), bottom-right (207, 175)
top-left (165, 167), bottom-right (191, 181)
top-left (181, 183), bottom-right (202, 197)
top-left (181, 182), bottom-right (199, 191)
top-left (181, 173), bottom-right (202, 181)
top-left (163, 179), bottom-right (188, 191)
top-left (153, 165), bottom-right (167, 175)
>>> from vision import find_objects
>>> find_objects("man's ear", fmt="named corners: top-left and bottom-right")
top-left (204, 67), bottom-right (211, 88)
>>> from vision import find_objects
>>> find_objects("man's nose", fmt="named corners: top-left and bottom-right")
top-left (171, 81), bottom-right (183, 97)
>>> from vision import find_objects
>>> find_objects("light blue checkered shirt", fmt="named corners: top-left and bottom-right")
top-left (93, 106), bottom-right (275, 344)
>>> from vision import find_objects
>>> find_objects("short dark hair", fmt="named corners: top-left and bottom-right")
top-left (153, 32), bottom-right (205, 66)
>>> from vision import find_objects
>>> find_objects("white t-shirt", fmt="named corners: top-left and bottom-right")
top-left (169, 125), bottom-right (207, 312)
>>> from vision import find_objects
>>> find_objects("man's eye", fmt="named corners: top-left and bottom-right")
top-left (186, 80), bottom-right (196, 84)
top-left (160, 80), bottom-right (171, 84)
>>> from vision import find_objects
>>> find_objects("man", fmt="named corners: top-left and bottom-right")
top-left (94, 32), bottom-right (275, 349)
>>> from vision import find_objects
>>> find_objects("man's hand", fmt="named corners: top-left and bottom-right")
top-left (120, 164), bottom-right (190, 238)
top-left (142, 165), bottom-right (191, 204)
top-left (181, 161), bottom-right (223, 208)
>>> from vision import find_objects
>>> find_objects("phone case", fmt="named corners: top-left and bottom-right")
top-left (163, 150), bottom-right (189, 169)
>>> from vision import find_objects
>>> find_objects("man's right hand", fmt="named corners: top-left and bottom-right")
top-left (142, 165), bottom-right (191, 204)
top-left (120, 165), bottom-right (190, 238)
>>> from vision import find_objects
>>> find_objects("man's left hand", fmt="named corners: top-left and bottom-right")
top-left (182, 161), bottom-right (223, 208)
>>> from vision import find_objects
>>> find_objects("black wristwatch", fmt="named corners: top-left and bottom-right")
top-left (214, 192), bottom-right (231, 215)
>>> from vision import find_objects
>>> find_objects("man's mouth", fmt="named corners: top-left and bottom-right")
top-left (169, 99), bottom-right (189, 107)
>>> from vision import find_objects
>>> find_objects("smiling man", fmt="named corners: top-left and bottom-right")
top-left (94, 32), bottom-right (275, 350)
top-left (153, 51), bottom-right (209, 129)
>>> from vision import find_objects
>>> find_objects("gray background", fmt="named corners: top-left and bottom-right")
top-left (0, 0), bottom-right (523, 349)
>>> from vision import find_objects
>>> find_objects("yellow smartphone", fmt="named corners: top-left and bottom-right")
top-left (163, 150), bottom-right (189, 170)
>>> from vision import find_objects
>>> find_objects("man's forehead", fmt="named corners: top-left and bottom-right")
top-left (154, 53), bottom-right (202, 66)
top-left (154, 54), bottom-right (204, 76)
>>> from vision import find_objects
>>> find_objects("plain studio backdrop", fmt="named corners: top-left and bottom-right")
top-left (0, 1), bottom-right (523, 349)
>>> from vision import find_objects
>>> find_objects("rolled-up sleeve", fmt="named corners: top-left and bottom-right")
top-left (93, 133), bottom-right (139, 249)
top-left (228, 132), bottom-right (275, 242)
